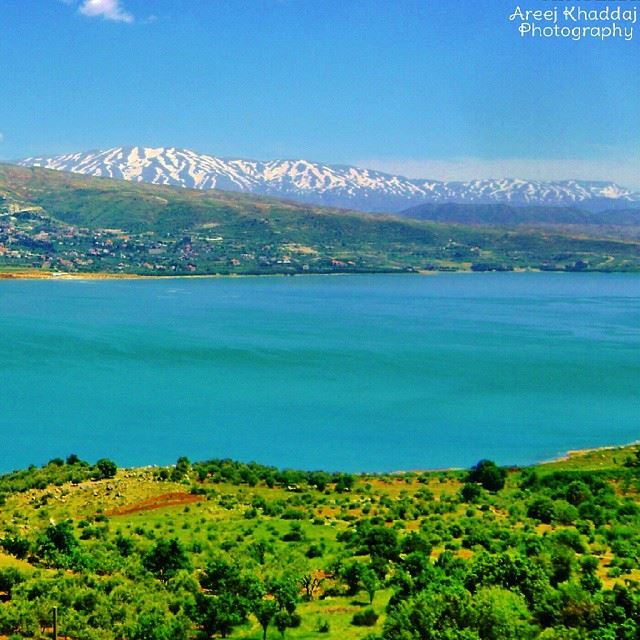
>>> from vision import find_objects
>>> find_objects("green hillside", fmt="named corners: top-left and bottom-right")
top-left (2, 163), bottom-right (640, 275)
top-left (1, 445), bottom-right (640, 639)
top-left (400, 202), bottom-right (640, 227)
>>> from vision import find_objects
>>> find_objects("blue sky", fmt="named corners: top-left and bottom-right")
top-left (0, 0), bottom-right (638, 187)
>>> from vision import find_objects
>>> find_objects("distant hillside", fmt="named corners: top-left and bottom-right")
top-left (400, 203), bottom-right (640, 226)
top-left (2, 163), bottom-right (640, 275)
top-left (18, 146), bottom-right (640, 213)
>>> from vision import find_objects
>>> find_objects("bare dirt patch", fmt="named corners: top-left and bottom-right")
top-left (106, 492), bottom-right (201, 516)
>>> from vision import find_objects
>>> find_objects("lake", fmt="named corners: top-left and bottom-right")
top-left (0, 273), bottom-right (638, 473)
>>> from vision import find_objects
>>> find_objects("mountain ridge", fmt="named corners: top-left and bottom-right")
top-left (18, 146), bottom-right (640, 214)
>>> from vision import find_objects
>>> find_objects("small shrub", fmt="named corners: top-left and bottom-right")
top-left (315, 618), bottom-right (330, 633)
top-left (461, 483), bottom-right (482, 503)
top-left (0, 535), bottom-right (30, 559)
top-left (527, 497), bottom-right (555, 524)
top-left (351, 607), bottom-right (379, 627)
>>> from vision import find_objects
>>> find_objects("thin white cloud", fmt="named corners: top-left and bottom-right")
top-left (78, 0), bottom-right (134, 23)
top-left (0, 133), bottom-right (4, 143)
top-left (356, 157), bottom-right (640, 191)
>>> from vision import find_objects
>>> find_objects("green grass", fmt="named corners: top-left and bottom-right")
top-left (535, 443), bottom-right (640, 473)
top-left (1, 446), bottom-right (640, 638)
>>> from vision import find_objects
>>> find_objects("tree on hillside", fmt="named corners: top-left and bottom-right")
top-left (383, 584), bottom-right (474, 639)
top-left (200, 556), bottom-right (261, 601)
top-left (270, 573), bottom-right (299, 615)
top-left (0, 534), bottom-right (30, 559)
top-left (142, 538), bottom-right (191, 582)
top-left (171, 456), bottom-right (191, 481)
top-left (335, 473), bottom-right (355, 493)
top-left (0, 567), bottom-right (26, 598)
top-left (308, 471), bottom-right (332, 492)
top-left (36, 520), bottom-right (80, 567)
top-left (197, 556), bottom-right (262, 636)
top-left (361, 566), bottom-right (381, 605)
top-left (252, 598), bottom-right (278, 640)
top-left (467, 460), bottom-right (506, 492)
top-left (340, 561), bottom-right (363, 596)
top-left (128, 606), bottom-right (190, 640)
top-left (472, 586), bottom-right (537, 640)
top-left (248, 574), bottom-right (300, 640)
top-left (93, 458), bottom-right (117, 480)
top-left (197, 591), bottom-right (246, 639)
top-left (358, 524), bottom-right (400, 577)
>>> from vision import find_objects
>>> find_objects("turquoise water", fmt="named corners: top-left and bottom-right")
top-left (0, 273), bottom-right (638, 472)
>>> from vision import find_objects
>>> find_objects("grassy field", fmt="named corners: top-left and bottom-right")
top-left (1, 444), bottom-right (640, 638)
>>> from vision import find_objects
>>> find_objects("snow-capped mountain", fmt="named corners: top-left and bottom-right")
top-left (17, 146), bottom-right (640, 213)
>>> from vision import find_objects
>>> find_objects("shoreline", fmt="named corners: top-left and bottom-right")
top-left (5, 440), bottom-right (635, 478)
top-left (1, 441), bottom-right (638, 478)
top-left (536, 440), bottom-right (640, 466)
top-left (2, 267), bottom-right (639, 282)
top-left (363, 440), bottom-right (640, 476)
